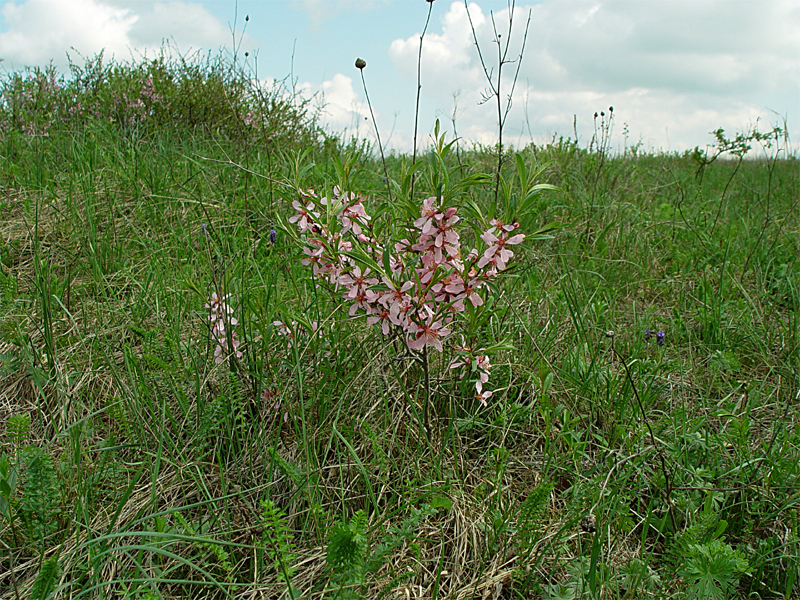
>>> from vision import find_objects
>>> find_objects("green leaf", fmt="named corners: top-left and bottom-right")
top-left (429, 495), bottom-right (452, 511)
top-left (515, 153), bottom-right (528, 188)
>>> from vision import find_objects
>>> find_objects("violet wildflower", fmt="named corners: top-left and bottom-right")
top-left (644, 328), bottom-right (652, 341)
top-left (269, 229), bottom-right (277, 244)
top-left (656, 330), bottom-right (665, 346)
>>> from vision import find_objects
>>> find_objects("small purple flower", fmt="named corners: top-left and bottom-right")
top-left (644, 328), bottom-right (652, 341)
top-left (202, 222), bottom-right (208, 232)
top-left (656, 331), bottom-right (665, 346)
top-left (269, 229), bottom-right (277, 244)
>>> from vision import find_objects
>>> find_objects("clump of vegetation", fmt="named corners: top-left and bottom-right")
top-left (0, 18), bottom-right (797, 600)
top-left (0, 47), bottom-right (326, 151)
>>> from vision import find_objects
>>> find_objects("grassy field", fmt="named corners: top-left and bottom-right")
top-left (0, 54), bottom-right (798, 599)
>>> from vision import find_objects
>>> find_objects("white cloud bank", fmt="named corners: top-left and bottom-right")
top-left (0, 0), bottom-right (246, 69)
top-left (389, 0), bottom-right (800, 152)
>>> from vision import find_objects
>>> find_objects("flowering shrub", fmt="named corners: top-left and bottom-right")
top-left (1, 63), bottom-right (63, 136)
top-left (0, 52), bottom-right (324, 151)
top-left (288, 186), bottom-right (525, 406)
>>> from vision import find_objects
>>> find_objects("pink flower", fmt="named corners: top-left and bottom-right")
top-left (206, 292), bottom-right (244, 363)
top-left (301, 243), bottom-right (324, 268)
top-left (289, 199), bottom-right (320, 233)
top-left (348, 290), bottom-right (372, 316)
top-left (338, 266), bottom-right (378, 300)
top-left (407, 312), bottom-right (452, 352)
top-left (449, 355), bottom-right (470, 377)
top-left (475, 380), bottom-right (493, 407)
top-left (413, 196), bottom-right (439, 231)
top-left (273, 320), bottom-right (296, 348)
top-left (478, 230), bottom-right (525, 270)
top-left (444, 276), bottom-right (483, 308)
top-left (213, 331), bottom-right (243, 364)
top-left (394, 238), bottom-right (414, 255)
top-left (205, 292), bottom-right (236, 322)
top-left (366, 307), bottom-right (392, 335)
top-left (389, 299), bottom-right (413, 329)
top-left (379, 276), bottom-right (414, 308)
top-left (475, 354), bottom-right (491, 384)
top-left (339, 198), bottom-right (371, 235)
top-left (488, 218), bottom-right (518, 235)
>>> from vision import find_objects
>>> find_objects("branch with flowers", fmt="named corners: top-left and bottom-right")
top-left (285, 179), bottom-right (528, 427)
top-left (205, 291), bottom-right (244, 365)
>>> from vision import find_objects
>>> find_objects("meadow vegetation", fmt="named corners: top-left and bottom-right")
top-left (0, 47), bottom-right (798, 599)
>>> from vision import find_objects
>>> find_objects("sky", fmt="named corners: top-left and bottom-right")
top-left (0, 0), bottom-right (798, 155)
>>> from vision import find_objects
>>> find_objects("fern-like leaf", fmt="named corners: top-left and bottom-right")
top-left (30, 556), bottom-right (61, 600)
top-left (19, 448), bottom-right (61, 545)
top-left (259, 499), bottom-right (297, 587)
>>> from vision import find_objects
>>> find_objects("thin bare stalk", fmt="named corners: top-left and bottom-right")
top-left (465, 0), bottom-right (531, 202)
top-left (607, 332), bottom-right (673, 516)
top-left (357, 62), bottom-right (393, 203)
top-left (422, 345), bottom-right (431, 433)
top-left (410, 0), bottom-right (435, 201)
top-left (451, 92), bottom-right (464, 168)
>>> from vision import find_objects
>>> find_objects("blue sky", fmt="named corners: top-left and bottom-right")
top-left (1, 0), bottom-right (798, 154)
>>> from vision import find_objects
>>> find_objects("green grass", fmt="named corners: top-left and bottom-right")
top-left (0, 52), bottom-right (798, 600)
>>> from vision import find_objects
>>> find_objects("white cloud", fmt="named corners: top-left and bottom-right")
top-left (301, 73), bottom-right (372, 136)
top-left (389, 1), bottom-right (486, 96)
top-left (291, 0), bottom-right (386, 30)
top-left (0, 0), bottom-right (248, 69)
top-left (0, 0), bottom-right (136, 66)
top-left (127, 1), bottom-right (232, 50)
top-left (388, 0), bottom-right (800, 152)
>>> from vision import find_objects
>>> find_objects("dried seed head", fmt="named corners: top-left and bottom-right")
top-left (355, 58), bottom-right (366, 70)
top-left (580, 513), bottom-right (597, 533)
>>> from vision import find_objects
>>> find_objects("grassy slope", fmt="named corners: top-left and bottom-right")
top-left (0, 66), bottom-right (798, 600)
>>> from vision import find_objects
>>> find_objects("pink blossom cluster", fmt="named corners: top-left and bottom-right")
top-left (289, 189), bottom-right (525, 404)
top-left (112, 77), bottom-right (165, 126)
top-left (449, 343), bottom-right (493, 407)
top-left (243, 111), bottom-right (258, 127)
top-left (206, 292), bottom-right (243, 364)
top-left (139, 76), bottom-right (162, 105)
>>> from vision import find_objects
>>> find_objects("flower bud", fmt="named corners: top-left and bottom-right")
top-left (355, 58), bottom-right (366, 70)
